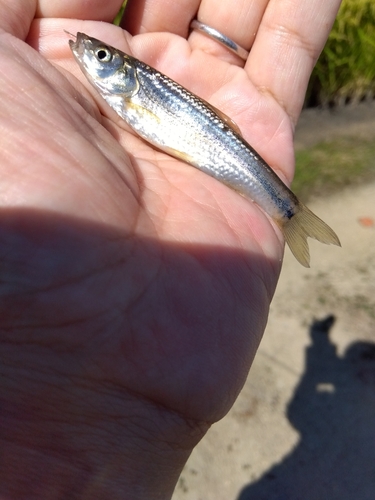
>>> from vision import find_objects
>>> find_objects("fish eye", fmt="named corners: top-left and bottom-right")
top-left (95, 47), bottom-right (112, 63)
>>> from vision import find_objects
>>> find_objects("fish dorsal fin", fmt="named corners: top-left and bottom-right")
top-left (203, 99), bottom-right (242, 136)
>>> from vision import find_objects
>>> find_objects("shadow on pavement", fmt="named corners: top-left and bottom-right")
top-left (237, 315), bottom-right (375, 500)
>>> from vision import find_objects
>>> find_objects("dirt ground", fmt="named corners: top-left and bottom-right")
top-left (172, 102), bottom-right (375, 500)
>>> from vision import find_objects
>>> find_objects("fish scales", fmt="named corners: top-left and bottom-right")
top-left (69, 33), bottom-right (340, 267)
top-left (132, 62), bottom-right (293, 214)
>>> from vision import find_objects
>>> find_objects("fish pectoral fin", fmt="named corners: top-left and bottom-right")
top-left (162, 146), bottom-right (195, 165)
top-left (281, 202), bottom-right (341, 268)
top-left (202, 99), bottom-right (243, 137)
top-left (125, 101), bottom-right (161, 124)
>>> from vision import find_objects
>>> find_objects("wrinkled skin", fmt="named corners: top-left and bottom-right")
top-left (0, 1), bottom-right (341, 498)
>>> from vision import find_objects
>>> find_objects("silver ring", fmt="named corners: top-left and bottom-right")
top-left (190, 20), bottom-right (249, 61)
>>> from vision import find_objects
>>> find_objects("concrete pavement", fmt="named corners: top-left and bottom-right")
top-left (172, 105), bottom-right (375, 500)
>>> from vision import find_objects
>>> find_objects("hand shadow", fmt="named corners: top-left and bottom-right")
top-left (237, 315), bottom-right (375, 500)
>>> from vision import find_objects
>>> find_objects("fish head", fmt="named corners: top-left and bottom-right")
top-left (69, 33), bottom-right (139, 97)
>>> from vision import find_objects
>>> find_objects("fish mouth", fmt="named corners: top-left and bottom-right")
top-left (68, 32), bottom-right (89, 57)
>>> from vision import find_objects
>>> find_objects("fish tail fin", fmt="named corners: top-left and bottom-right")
top-left (281, 202), bottom-right (341, 268)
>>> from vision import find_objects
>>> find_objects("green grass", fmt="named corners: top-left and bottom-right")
top-left (308, 0), bottom-right (375, 105)
top-left (292, 137), bottom-right (375, 201)
top-left (114, 1), bottom-right (128, 26)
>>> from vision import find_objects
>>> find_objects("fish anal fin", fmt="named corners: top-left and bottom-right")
top-left (281, 202), bottom-right (341, 267)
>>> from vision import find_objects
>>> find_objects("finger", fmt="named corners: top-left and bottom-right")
top-left (123, 0), bottom-right (200, 36)
top-left (36, 0), bottom-right (123, 22)
top-left (189, 0), bottom-right (268, 63)
top-left (246, 0), bottom-right (342, 125)
top-left (0, 0), bottom-right (36, 38)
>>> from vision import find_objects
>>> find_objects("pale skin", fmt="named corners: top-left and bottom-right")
top-left (0, 0), bottom-right (341, 498)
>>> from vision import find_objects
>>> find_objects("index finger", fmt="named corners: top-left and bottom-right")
top-left (123, 0), bottom-right (200, 36)
top-left (36, 0), bottom-right (123, 23)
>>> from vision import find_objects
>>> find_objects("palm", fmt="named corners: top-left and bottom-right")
top-left (5, 19), bottom-right (284, 421)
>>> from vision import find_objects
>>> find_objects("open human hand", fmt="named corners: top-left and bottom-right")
top-left (0, 0), bottom-right (341, 498)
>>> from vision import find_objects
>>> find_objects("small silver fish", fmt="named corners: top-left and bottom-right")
top-left (69, 32), bottom-right (340, 267)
